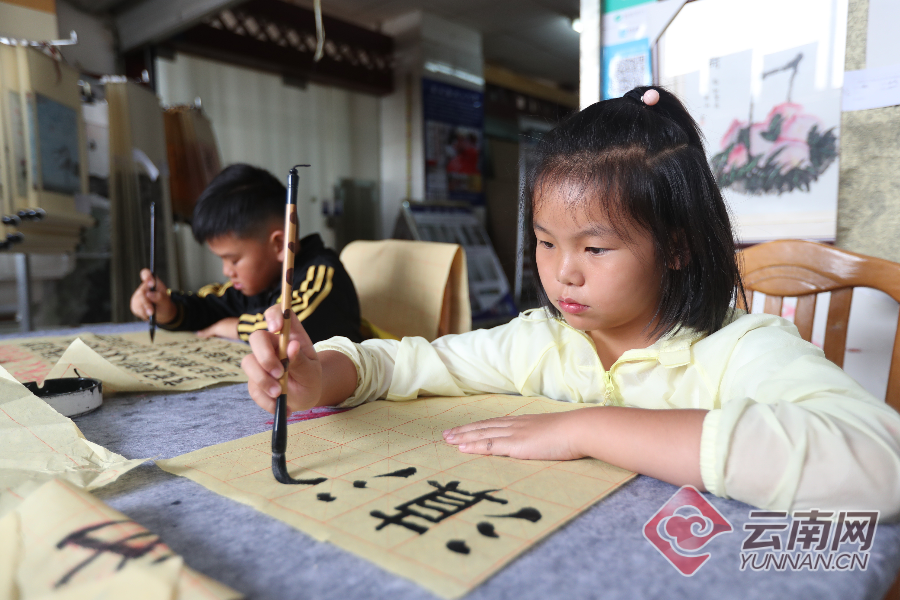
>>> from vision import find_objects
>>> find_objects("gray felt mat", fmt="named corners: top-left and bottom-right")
top-left (4, 324), bottom-right (899, 599)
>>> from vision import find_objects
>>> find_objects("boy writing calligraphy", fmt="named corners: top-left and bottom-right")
top-left (130, 164), bottom-right (362, 344)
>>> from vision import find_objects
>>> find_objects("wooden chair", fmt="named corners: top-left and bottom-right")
top-left (741, 240), bottom-right (900, 600)
top-left (737, 239), bottom-right (900, 408)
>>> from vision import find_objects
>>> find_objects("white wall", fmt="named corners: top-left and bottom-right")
top-left (155, 53), bottom-right (381, 290)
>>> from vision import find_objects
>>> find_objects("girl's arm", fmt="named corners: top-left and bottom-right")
top-left (701, 318), bottom-right (900, 519)
top-left (245, 305), bottom-right (528, 413)
top-left (443, 406), bottom-right (708, 490)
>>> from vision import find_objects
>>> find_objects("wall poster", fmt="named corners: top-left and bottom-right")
top-left (422, 78), bottom-right (484, 205)
top-left (659, 0), bottom-right (848, 242)
top-left (602, 0), bottom-right (656, 99)
top-left (35, 93), bottom-right (81, 195)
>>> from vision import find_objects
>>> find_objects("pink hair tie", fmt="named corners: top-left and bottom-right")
top-left (642, 89), bottom-right (660, 106)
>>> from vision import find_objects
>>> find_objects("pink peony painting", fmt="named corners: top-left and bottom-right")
top-left (710, 54), bottom-right (837, 195)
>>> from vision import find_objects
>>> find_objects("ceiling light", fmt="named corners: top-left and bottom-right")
top-left (572, 18), bottom-right (583, 33)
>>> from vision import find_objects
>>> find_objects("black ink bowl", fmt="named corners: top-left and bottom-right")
top-left (23, 377), bottom-right (103, 418)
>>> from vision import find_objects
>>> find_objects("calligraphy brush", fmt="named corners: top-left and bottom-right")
top-left (149, 200), bottom-right (157, 343)
top-left (272, 164), bottom-right (311, 484)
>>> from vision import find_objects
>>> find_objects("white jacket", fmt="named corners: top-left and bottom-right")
top-left (315, 309), bottom-right (900, 520)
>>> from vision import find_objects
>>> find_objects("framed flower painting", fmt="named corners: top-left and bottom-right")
top-left (659, 0), bottom-right (848, 242)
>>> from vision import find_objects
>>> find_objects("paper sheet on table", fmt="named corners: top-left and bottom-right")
top-left (158, 394), bottom-right (636, 599)
top-left (0, 365), bottom-right (145, 517)
top-left (0, 478), bottom-right (241, 599)
top-left (0, 330), bottom-right (249, 392)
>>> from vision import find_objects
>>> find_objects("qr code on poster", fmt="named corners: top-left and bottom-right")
top-left (610, 53), bottom-right (647, 97)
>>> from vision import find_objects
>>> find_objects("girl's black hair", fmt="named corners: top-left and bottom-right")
top-left (191, 163), bottom-right (287, 244)
top-left (524, 85), bottom-right (745, 339)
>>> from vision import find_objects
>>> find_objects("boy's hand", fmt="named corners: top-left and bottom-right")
top-left (242, 305), bottom-right (322, 414)
top-left (442, 412), bottom-right (585, 461)
top-left (197, 317), bottom-right (240, 340)
top-left (130, 268), bottom-right (177, 324)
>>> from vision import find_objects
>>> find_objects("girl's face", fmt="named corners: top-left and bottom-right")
top-left (533, 185), bottom-right (665, 351)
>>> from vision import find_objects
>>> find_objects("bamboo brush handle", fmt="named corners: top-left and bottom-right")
top-left (278, 198), bottom-right (298, 393)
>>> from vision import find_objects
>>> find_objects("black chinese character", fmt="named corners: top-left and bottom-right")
top-left (370, 480), bottom-right (507, 534)
top-left (55, 520), bottom-right (173, 587)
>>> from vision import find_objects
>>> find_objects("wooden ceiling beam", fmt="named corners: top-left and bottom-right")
top-left (163, 0), bottom-right (394, 96)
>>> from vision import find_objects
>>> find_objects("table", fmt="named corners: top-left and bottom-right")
top-left (6, 323), bottom-right (900, 600)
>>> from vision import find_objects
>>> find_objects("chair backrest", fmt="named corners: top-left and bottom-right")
top-left (738, 239), bottom-right (900, 405)
top-left (339, 239), bottom-right (471, 342)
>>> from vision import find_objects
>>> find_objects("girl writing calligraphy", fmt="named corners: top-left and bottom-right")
top-left (242, 87), bottom-right (900, 519)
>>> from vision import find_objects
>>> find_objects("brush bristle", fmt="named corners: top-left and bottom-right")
top-left (272, 453), bottom-right (302, 485)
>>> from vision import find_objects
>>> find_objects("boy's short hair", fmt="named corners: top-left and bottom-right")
top-left (191, 164), bottom-right (286, 244)
top-left (525, 86), bottom-right (745, 339)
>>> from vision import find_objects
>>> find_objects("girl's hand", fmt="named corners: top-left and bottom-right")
top-left (197, 317), bottom-right (239, 340)
top-left (445, 406), bottom-right (707, 490)
top-left (442, 412), bottom-right (586, 461)
top-left (242, 305), bottom-right (322, 414)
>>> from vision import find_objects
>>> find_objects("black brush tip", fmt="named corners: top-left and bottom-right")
top-left (272, 453), bottom-right (304, 485)
top-left (271, 454), bottom-right (327, 486)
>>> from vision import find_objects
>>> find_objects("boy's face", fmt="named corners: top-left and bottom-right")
top-left (206, 230), bottom-right (284, 297)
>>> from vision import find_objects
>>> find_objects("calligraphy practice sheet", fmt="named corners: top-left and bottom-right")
top-left (0, 331), bottom-right (248, 392)
top-left (158, 394), bottom-right (635, 598)
top-left (0, 478), bottom-right (240, 599)
top-left (0, 365), bottom-right (144, 517)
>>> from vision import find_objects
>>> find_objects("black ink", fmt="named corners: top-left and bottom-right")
top-left (170, 500), bottom-right (181, 505)
top-left (55, 520), bottom-right (173, 587)
top-left (317, 493), bottom-right (336, 502)
top-left (162, 377), bottom-right (198, 386)
top-left (370, 481), bottom-right (507, 534)
top-left (353, 481), bottom-right (367, 488)
top-left (447, 540), bottom-right (470, 554)
top-left (375, 467), bottom-right (417, 478)
top-left (489, 507), bottom-right (542, 522)
top-left (477, 522), bottom-right (498, 538)
top-left (285, 477), bottom-right (327, 486)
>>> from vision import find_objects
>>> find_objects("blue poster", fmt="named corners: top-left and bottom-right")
top-left (603, 38), bottom-right (652, 100)
top-left (35, 93), bottom-right (81, 195)
top-left (422, 78), bottom-right (484, 204)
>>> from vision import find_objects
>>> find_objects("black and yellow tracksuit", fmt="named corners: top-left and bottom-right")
top-left (161, 233), bottom-right (362, 343)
